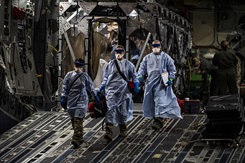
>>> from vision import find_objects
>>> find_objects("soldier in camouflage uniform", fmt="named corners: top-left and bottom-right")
top-left (98, 45), bottom-right (139, 141)
top-left (61, 58), bottom-right (100, 148)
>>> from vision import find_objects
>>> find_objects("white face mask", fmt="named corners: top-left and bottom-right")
top-left (152, 47), bottom-right (161, 53)
top-left (115, 53), bottom-right (124, 60)
top-left (74, 67), bottom-right (83, 72)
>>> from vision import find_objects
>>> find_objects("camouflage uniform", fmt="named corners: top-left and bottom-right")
top-left (62, 70), bottom-right (97, 148)
top-left (71, 117), bottom-right (83, 146)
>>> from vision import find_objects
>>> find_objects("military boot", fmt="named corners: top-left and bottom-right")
top-left (152, 117), bottom-right (163, 131)
top-left (104, 123), bottom-right (113, 141)
top-left (119, 124), bottom-right (127, 137)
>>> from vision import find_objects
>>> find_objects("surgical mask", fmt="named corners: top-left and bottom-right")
top-left (152, 47), bottom-right (161, 53)
top-left (115, 53), bottom-right (124, 60)
top-left (74, 67), bottom-right (83, 72)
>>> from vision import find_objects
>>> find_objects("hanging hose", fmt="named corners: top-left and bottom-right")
top-left (136, 32), bottom-right (151, 70)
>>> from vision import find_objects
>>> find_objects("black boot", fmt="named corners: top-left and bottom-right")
top-left (104, 123), bottom-right (113, 141)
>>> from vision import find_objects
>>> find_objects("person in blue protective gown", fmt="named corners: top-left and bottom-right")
top-left (137, 40), bottom-right (182, 131)
top-left (98, 45), bottom-right (140, 141)
top-left (60, 58), bottom-right (100, 148)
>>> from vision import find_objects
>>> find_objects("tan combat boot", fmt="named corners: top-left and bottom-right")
top-left (104, 123), bottom-right (113, 141)
top-left (152, 117), bottom-right (163, 131)
top-left (119, 124), bottom-right (127, 137)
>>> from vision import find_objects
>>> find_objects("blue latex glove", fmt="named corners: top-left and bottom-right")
top-left (137, 76), bottom-right (143, 82)
top-left (94, 96), bottom-right (100, 104)
top-left (98, 85), bottom-right (105, 93)
top-left (166, 78), bottom-right (173, 86)
top-left (60, 96), bottom-right (66, 108)
top-left (134, 82), bottom-right (140, 94)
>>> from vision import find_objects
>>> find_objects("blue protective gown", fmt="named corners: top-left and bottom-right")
top-left (137, 52), bottom-right (182, 119)
top-left (61, 71), bottom-right (97, 119)
top-left (101, 59), bottom-right (139, 125)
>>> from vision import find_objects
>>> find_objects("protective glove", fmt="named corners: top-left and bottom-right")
top-left (137, 76), bottom-right (143, 82)
top-left (97, 85), bottom-right (105, 94)
top-left (166, 78), bottom-right (173, 86)
top-left (94, 95), bottom-right (100, 105)
top-left (60, 96), bottom-right (66, 108)
top-left (134, 82), bottom-right (140, 94)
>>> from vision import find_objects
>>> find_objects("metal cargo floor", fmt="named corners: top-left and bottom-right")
top-left (1, 104), bottom-right (245, 163)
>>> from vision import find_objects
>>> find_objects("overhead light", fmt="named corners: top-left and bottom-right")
top-left (129, 10), bottom-right (138, 17)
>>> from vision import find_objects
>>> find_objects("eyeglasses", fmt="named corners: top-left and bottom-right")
top-left (115, 49), bottom-right (124, 54)
top-left (74, 62), bottom-right (84, 66)
top-left (152, 43), bottom-right (161, 47)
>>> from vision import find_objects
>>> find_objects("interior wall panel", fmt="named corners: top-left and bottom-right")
top-left (192, 11), bottom-right (215, 46)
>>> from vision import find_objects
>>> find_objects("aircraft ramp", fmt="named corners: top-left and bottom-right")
top-left (0, 104), bottom-right (245, 163)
